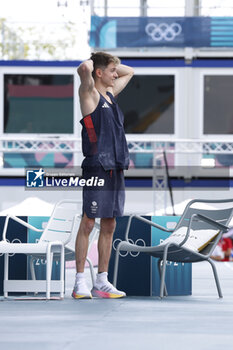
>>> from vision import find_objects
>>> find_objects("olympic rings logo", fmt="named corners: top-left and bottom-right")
top-left (145, 22), bottom-right (182, 42)
top-left (112, 238), bottom-right (146, 258)
top-left (0, 238), bottom-right (22, 257)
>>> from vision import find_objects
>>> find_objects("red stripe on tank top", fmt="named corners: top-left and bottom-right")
top-left (83, 115), bottom-right (97, 143)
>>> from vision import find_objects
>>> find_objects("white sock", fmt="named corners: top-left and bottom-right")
top-left (75, 272), bottom-right (85, 283)
top-left (95, 272), bottom-right (108, 287)
top-left (74, 272), bottom-right (91, 295)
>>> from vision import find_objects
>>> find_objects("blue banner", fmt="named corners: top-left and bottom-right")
top-left (210, 17), bottom-right (233, 47)
top-left (90, 16), bottom-right (233, 48)
top-left (151, 216), bottom-right (192, 296)
top-left (108, 216), bottom-right (192, 296)
top-left (108, 216), bottom-right (151, 296)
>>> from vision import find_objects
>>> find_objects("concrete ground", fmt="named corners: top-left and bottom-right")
top-left (1, 261), bottom-right (233, 350)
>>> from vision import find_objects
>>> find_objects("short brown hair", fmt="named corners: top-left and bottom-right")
top-left (90, 51), bottom-right (120, 78)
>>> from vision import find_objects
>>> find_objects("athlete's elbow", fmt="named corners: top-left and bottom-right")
top-left (129, 67), bottom-right (134, 77)
top-left (77, 63), bottom-right (87, 76)
top-left (77, 60), bottom-right (93, 76)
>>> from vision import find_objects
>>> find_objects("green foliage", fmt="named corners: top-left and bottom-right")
top-left (0, 18), bottom-right (79, 60)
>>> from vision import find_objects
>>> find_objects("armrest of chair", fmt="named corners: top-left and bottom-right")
top-left (2, 215), bottom-right (43, 241)
top-left (124, 215), bottom-right (174, 240)
top-left (195, 214), bottom-right (229, 232)
top-left (63, 214), bottom-right (81, 245)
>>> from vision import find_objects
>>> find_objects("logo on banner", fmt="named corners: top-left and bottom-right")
top-left (0, 238), bottom-right (22, 257)
top-left (145, 22), bottom-right (182, 41)
top-left (26, 168), bottom-right (45, 187)
top-left (113, 238), bottom-right (146, 257)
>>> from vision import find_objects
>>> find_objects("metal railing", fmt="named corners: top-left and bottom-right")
top-left (0, 136), bottom-right (232, 175)
top-left (0, 136), bottom-right (232, 154)
top-left (0, 136), bottom-right (232, 214)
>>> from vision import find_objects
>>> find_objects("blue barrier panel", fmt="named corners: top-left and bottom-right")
top-left (108, 216), bottom-right (151, 296)
top-left (108, 216), bottom-right (192, 296)
top-left (91, 16), bottom-right (233, 49)
top-left (0, 216), bottom-right (27, 295)
top-left (151, 216), bottom-right (192, 296)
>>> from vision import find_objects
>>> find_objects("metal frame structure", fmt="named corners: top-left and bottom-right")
top-left (113, 198), bottom-right (233, 298)
top-left (90, 0), bottom-right (201, 17)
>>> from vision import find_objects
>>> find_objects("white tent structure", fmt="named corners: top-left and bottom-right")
top-left (0, 197), bottom-right (54, 216)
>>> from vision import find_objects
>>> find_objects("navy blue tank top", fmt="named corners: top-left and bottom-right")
top-left (80, 91), bottom-right (129, 170)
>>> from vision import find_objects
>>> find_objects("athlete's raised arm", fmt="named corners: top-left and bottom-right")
top-left (77, 60), bottom-right (95, 95)
top-left (77, 60), bottom-right (99, 116)
top-left (110, 64), bottom-right (134, 96)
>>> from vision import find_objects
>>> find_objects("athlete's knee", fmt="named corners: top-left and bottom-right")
top-left (100, 217), bottom-right (116, 234)
top-left (81, 214), bottom-right (95, 234)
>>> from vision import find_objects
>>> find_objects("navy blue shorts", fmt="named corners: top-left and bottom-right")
top-left (82, 167), bottom-right (125, 218)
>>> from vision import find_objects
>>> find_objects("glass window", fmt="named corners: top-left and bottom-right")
top-left (93, 0), bottom-right (185, 17)
top-left (117, 75), bottom-right (175, 134)
top-left (4, 74), bottom-right (74, 134)
top-left (93, 0), bottom-right (106, 16)
top-left (200, 0), bottom-right (233, 16)
top-left (107, 0), bottom-right (140, 17)
top-left (93, 0), bottom-right (141, 17)
top-left (147, 0), bottom-right (185, 17)
top-left (204, 75), bottom-right (233, 134)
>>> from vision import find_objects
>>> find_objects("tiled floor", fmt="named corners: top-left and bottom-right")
top-left (0, 261), bottom-right (233, 350)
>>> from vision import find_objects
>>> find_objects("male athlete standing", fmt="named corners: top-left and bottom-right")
top-left (72, 52), bottom-right (134, 299)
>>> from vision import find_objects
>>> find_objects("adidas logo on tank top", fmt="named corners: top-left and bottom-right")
top-left (102, 102), bottom-right (110, 108)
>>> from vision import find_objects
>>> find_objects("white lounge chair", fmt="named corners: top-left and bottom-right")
top-left (0, 199), bottom-right (99, 299)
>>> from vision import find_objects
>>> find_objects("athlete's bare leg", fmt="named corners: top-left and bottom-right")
top-left (75, 213), bottom-right (95, 272)
top-left (98, 218), bottom-right (116, 273)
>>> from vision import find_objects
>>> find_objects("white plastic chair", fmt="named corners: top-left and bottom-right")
top-left (0, 199), bottom-right (99, 299)
top-left (29, 209), bottom-right (99, 289)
